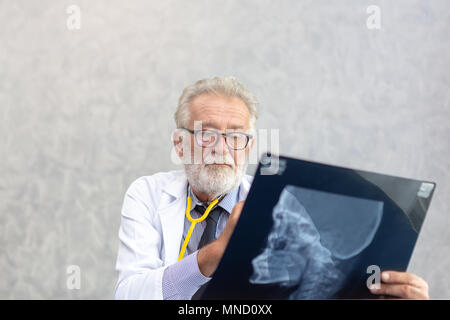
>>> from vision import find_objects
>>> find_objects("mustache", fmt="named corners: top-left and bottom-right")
top-left (202, 153), bottom-right (235, 167)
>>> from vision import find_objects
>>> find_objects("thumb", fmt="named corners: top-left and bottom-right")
top-left (230, 201), bottom-right (245, 222)
top-left (219, 201), bottom-right (245, 244)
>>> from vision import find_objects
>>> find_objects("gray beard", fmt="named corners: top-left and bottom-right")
top-left (184, 162), bottom-right (247, 199)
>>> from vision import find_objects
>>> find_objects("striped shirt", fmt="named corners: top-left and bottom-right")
top-left (162, 185), bottom-right (240, 299)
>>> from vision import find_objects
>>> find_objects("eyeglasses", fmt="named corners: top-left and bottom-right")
top-left (180, 128), bottom-right (253, 150)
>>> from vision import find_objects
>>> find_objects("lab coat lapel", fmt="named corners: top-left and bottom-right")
top-left (158, 172), bottom-right (188, 266)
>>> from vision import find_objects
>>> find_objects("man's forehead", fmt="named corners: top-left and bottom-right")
top-left (189, 94), bottom-right (251, 129)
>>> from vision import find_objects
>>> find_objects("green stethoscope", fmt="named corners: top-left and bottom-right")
top-left (178, 186), bottom-right (225, 261)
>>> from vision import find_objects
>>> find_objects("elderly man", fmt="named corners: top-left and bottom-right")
top-left (114, 76), bottom-right (429, 300)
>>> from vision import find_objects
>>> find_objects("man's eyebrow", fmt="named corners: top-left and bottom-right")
top-left (195, 121), bottom-right (245, 130)
top-left (226, 125), bottom-right (245, 130)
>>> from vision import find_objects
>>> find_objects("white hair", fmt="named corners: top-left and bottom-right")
top-left (174, 76), bottom-right (258, 131)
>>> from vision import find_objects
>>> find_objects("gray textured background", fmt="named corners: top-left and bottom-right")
top-left (1, 0), bottom-right (449, 299)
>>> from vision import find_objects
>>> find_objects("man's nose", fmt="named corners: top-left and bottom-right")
top-left (212, 134), bottom-right (229, 155)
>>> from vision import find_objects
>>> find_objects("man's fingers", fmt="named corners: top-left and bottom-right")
top-left (381, 271), bottom-right (428, 289)
top-left (370, 271), bottom-right (429, 299)
top-left (370, 283), bottom-right (427, 299)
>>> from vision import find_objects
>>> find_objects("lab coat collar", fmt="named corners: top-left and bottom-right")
top-left (161, 170), bottom-right (188, 203)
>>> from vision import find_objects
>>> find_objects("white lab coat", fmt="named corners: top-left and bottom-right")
top-left (114, 169), bottom-right (253, 299)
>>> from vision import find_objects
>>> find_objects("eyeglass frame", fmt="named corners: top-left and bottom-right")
top-left (179, 127), bottom-right (253, 150)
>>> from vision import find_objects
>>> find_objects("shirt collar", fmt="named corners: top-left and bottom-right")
top-left (188, 185), bottom-right (240, 214)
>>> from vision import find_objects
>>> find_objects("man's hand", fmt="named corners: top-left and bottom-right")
top-left (369, 271), bottom-right (429, 299)
top-left (197, 201), bottom-right (245, 277)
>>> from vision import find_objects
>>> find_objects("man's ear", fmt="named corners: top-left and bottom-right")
top-left (172, 129), bottom-right (184, 158)
top-left (249, 134), bottom-right (256, 151)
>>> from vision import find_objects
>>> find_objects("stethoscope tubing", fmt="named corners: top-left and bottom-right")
top-left (178, 187), bottom-right (222, 261)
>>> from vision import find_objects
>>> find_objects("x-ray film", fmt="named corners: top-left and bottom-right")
top-left (201, 154), bottom-right (436, 299)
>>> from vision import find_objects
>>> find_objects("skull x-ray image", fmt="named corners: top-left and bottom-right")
top-left (201, 155), bottom-right (435, 300)
top-left (249, 185), bottom-right (383, 299)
